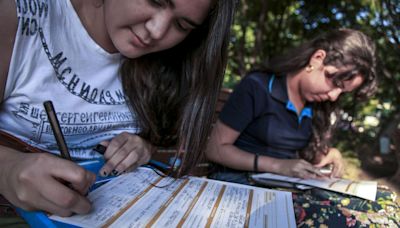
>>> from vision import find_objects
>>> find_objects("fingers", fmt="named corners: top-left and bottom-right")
top-left (115, 152), bottom-right (139, 172)
top-left (331, 162), bottom-right (344, 178)
top-left (293, 160), bottom-right (324, 179)
top-left (69, 170), bottom-right (97, 195)
top-left (99, 133), bottom-right (134, 175)
top-left (39, 178), bottom-right (92, 215)
top-left (281, 159), bottom-right (335, 179)
top-left (99, 133), bottom-right (152, 176)
top-left (306, 166), bottom-right (324, 178)
top-left (300, 169), bottom-right (323, 179)
top-left (16, 159), bottom-right (94, 216)
top-left (106, 147), bottom-right (140, 175)
top-left (313, 148), bottom-right (344, 178)
top-left (50, 159), bottom-right (97, 195)
top-left (46, 160), bottom-right (95, 214)
top-left (23, 194), bottom-right (72, 217)
top-left (102, 146), bottom-right (135, 176)
top-left (314, 154), bottom-right (331, 168)
top-left (314, 160), bottom-right (328, 168)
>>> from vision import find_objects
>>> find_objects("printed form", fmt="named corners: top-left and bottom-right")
top-left (51, 167), bottom-right (296, 228)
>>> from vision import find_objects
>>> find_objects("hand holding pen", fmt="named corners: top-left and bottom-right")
top-left (45, 101), bottom-right (153, 187)
top-left (39, 101), bottom-right (96, 215)
top-left (0, 142), bottom-right (95, 216)
top-left (314, 148), bottom-right (344, 178)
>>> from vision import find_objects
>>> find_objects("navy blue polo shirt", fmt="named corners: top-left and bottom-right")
top-left (219, 72), bottom-right (313, 159)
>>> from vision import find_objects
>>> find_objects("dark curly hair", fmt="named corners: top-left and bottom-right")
top-left (262, 29), bottom-right (377, 163)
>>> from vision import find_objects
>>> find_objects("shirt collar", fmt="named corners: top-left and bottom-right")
top-left (268, 74), bottom-right (313, 120)
top-left (268, 74), bottom-right (289, 103)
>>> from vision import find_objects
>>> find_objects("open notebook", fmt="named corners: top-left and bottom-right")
top-left (251, 172), bottom-right (377, 201)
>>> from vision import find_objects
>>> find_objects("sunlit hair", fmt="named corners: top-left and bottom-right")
top-left (262, 29), bottom-right (377, 162)
top-left (120, 1), bottom-right (236, 176)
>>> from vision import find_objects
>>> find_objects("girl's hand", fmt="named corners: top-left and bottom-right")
top-left (274, 158), bottom-right (324, 179)
top-left (99, 132), bottom-right (153, 176)
top-left (0, 151), bottom-right (96, 217)
top-left (314, 147), bottom-right (344, 178)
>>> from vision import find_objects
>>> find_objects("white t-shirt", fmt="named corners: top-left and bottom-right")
top-left (0, 0), bottom-right (139, 159)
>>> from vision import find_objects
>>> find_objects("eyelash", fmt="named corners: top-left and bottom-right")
top-left (175, 21), bottom-right (189, 32)
top-left (325, 72), bottom-right (345, 89)
top-left (333, 80), bottom-right (344, 89)
top-left (149, 0), bottom-right (165, 7)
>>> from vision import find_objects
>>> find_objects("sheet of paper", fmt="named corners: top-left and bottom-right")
top-left (50, 167), bottom-right (296, 228)
top-left (252, 173), bottom-right (377, 201)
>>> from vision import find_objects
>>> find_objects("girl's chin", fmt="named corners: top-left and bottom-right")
top-left (307, 95), bottom-right (321, 103)
top-left (120, 49), bottom-right (145, 59)
top-left (117, 43), bottom-right (148, 58)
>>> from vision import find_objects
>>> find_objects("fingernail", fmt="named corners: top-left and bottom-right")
top-left (101, 170), bottom-right (108, 177)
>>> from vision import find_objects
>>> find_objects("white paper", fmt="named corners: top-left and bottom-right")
top-left (51, 167), bottom-right (296, 228)
top-left (252, 172), bottom-right (377, 201)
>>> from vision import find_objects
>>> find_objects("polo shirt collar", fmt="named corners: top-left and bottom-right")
top-left (268, 74), bottom-right (289, 103)
top-left (268, 74), bottom-right (313, 120)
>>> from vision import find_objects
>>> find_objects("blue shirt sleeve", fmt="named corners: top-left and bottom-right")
top-left (219, 73), bottom-right (269, 132)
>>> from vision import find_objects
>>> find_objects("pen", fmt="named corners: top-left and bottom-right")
top-left (319, 164), bottom-right (333, 175)
top-left (94, 144), bottom-right (107, 155)
top-left (43, 100), bottom-right (72, 160)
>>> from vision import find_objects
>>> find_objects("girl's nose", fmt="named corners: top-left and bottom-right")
top-left (145, 11), bottom-right (172, 40)
top-left (328, 88), bottom-right (342, 102)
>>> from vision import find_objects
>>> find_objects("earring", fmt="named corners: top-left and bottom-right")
top-left (306, 64), bottom-right (314, 73)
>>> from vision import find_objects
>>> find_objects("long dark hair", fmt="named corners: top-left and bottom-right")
top-left (263, 29), bottom-right (377, 163)
top-left (120, 1), bottom-right (236, 176)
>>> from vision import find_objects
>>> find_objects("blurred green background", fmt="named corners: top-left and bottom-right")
top-left (224, 0), bottom-right (400, 183)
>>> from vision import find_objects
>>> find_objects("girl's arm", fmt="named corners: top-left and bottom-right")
top-left (0, 2), bottom-right (97, 214)
top-left (206, 120), bottom-right (324, 179)
top-left (0, 0), bottom-right (17, 102)
top-left (206, 120), bottom-right (258, 171)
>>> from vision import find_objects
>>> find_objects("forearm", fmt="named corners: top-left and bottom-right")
top-left (257, 155), bottom-right (283, 173)
top-left (206, 143), bottom-right (254, 171)
top-left (205, 120), bottom-right (284, 173)
top-left (206, 143), bottom-right (281, 173)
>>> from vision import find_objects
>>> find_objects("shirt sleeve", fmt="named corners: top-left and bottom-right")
top-left (219, 73), bottom-right (269, 132)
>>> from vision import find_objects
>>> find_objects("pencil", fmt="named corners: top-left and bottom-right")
top-left (43, 100), bottom-right (72, 160)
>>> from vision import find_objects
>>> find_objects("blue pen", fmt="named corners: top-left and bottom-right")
top-left (148, 159), bottom-right (171, 171)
